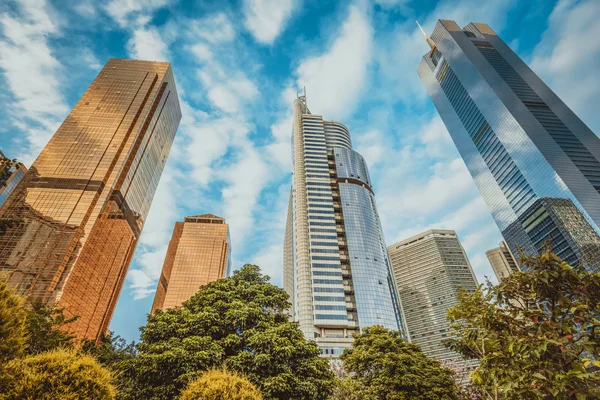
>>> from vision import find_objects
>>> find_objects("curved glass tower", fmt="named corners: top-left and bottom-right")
top-left (418, 20), bottom-right (600, 272)
top-left (283, 95), bottom-right (400, 357)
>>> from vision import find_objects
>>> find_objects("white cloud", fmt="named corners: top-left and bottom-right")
top-left (128, 246), bottom-right (168, 299)
top-left (530, 0), bottom-right (600, 133)
top-left (189, 13), bottom-right (235, 44)
top-left (127, 25), bottom-right (170, 61)
top-left (0, 0), bottom-right (68, 163)
top-left (243, 0), bottom-right (296, 44)
top-left (220, 145), bottom-right (271, 248)
top-left (104, 0), bottom-right (172, 27)
top-left (292, 4), bottom-right (373, 120)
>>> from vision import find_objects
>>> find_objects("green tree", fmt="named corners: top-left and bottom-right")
top-left (82, 332), bottom-right (138, 368)
top-left (180, 369), bottom-right (263, 400)
top-left (0, 348), bottom-right (116, 400)
top-left (340, 325), bottom-right (462, 400)
top-left (0, 281), bottom-right (27, 363)
top-left (25, 299), bottom-right (77, 355)
top-left (118, 265), bottom-right (334, 400)
top-left (446, 250), bottom-right (600, 399)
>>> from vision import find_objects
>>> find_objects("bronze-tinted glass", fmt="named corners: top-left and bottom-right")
top-left (151, 214), bottom-right (231, 312)
top-left (0, 59), bottom-right (182, 341)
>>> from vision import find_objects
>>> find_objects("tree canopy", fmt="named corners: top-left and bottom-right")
top-left (446, 250), bottom-right (600, 399)
top-left (180, 369), bottom-right (263, 400)
top-left (0, 348), bottom-right (115, 400)
top-left (118, 264), bottom-right (334, 400)
top-left (25, 299), bottom-right (77, 355)
top-left (340, 325), bottom-right (462, 400)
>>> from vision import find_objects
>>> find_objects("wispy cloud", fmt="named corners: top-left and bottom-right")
top-left (292, 4), bottom-right (373, 121)
top-left (0, 0), bottom-right (67, 163)
top-left (243, 0), bottom-right (297, 44)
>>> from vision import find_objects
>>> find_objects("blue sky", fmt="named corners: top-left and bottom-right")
top-left (1, 0), bottom-right (599, 342)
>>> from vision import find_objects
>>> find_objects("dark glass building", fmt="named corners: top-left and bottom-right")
top-left (418, 20), bottom-right (600, 272)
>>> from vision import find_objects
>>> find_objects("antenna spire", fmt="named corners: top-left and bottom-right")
top-left (416, 21), bottom-right (436, 50)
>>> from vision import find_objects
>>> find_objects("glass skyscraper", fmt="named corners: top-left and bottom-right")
top-left (284, 95), bottom-right (400, 357)
top-left (418, 20), bottom-right (600, 272)
top-left (0, 59), bottom-right (181, 341)
top-left (151, 214), bottom-right (232, 312)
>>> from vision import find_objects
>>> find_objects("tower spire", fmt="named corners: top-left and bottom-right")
top-left (416, 21), bottom-right (436, 50)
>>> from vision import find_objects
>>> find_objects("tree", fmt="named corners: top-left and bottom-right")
top-left (82, 332), bottom-right (138, 368)
top-left (0, 348), bottom-right (116, 400)
top-left (0, 281), bottom-right (27, 363)
top-left (179, 369), bottom-right (263, 400)
top-left (118, 265), bottom-right (334, 400)
top-left (445, 250), bottom-right (600, 399)
top-left (25, 299), bottom-right (77, 355)
top-left (340, 325), bottom-right (462, 400)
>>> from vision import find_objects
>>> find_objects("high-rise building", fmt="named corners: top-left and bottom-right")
top-left (0, 59), bottom-right (181, 341)
top-left (151, 214), bottom-right (231, 312)
top-left (418, 20), bottom-right (600, 272)
top-left (284, 94), bottom-right (400, 357)
top-left (486, 241), bottom-right (519, 281)
top-left (0, 151), bottom-right (27, 208)
top-left (387, 229), bottom-right (478, 369)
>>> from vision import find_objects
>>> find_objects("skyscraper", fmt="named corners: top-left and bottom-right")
top-left (387, 229), bottom-right (478, 368)
top-left (151, 214), bottom-right (231, 312)
top-left (284, 94), bottom-right (400, 357)
top-left (0, 151), bottom-right (27, 208)
top-left (0, 59), bottom-right (181, 341)
top-left (418, 20), bottom-right (600, 272)
top-left (486, 241), bottom-right (519, 281)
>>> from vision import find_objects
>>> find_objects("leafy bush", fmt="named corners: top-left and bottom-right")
top-left (0, 281), bottom-right (27, 363)
top-left (180, 369), bottom-right (262, 400)
top-left (0, 348), bottom-right (116, 400)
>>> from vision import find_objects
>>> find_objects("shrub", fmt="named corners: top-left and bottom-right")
top-left (180, 369), bottom-right (262, 400)
top-left (0, 280), bottom-right (27, 363)
top-left (0, 348), bottom-right (116, 400)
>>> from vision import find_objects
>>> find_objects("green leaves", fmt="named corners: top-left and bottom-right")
top-left (340, 326), bottom-right (462, 400)
top-left (445, 250), bottom-right (600, 398)
top-left (118, 264), bottom-right (333, 400)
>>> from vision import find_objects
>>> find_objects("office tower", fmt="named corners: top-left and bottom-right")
top-left (486, 241), bottom-right (519, 281)
top-left (284, 94), bottom-right (400, 357)
top-left (0, 152), bottom-right (27, 207)
top-left (387, 230), bottom-right (478, 368)
top-left (0, 59), bottom-right (181, 341)
top-left (418, 20), bottom-right (600, 272)
top-left (151, 214), bottom-right (232, 312)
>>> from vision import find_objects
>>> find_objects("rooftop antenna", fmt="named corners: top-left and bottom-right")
top-left (416, 20), bottom-right (438, 57)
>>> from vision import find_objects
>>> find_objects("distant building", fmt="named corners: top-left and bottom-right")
top-left (486, 241), bottom-right (519, 281)
top-left (0, 59), bottom-right (182, 341)
top-left (388, 229), bottom-right (478, 374)
top-left (0, 151), bottom-right (27, 207)
top-left (284, 94), bottom-right (400, 357)
top-left (151, 214), bottom-right (231, 312)
top-left (418, 20), bottom-right (600, 272)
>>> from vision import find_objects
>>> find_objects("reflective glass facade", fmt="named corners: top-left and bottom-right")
top-left (151, 214), bottom-right (231, 312)
top-left (0, 153), bottom-right (27, 208)
top-left (388, 230), bottom-right (479, 378)
top-left (418, 20), bottom-right (600, 272)
top-left (284, 96), bottom-right (400, 357)
top-left (0, 59), bottom-right (182, 341)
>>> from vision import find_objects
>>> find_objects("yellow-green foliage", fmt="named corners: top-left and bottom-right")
top-left (0, 280), bottom-right (27, 363)
top-left (0, 348), bottom-right (116, 400)
top-left (180, 369), bottom-right (263, 400)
